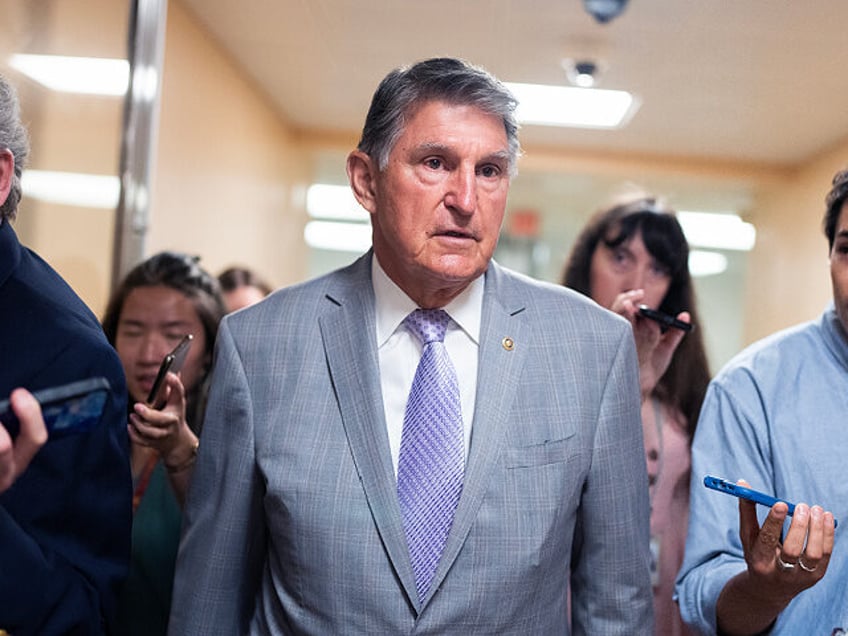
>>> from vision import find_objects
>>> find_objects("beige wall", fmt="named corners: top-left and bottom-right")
top-left (2, 0), bottom-right (127, 317)
top-left (744, 140), bottom-right (848, 343)
top-left (4, 0), bottom-right (313, 316)
top-left (150, 0), bottom-right (310, 293)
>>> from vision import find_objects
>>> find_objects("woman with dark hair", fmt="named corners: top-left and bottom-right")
top-left (563, 196), bottom-right (711, 636)
top-left (102, 251), bottom-right (226, 636)
top-left (217, 265), bottom-right (273, 312)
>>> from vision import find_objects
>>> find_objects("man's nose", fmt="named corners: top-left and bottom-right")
top-left (443, 167), bottom-right (477, 216)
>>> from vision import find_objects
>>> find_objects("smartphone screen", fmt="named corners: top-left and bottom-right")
top-left (146, 334), bottom-right (193, 406)
top-left (703, 475), bottom-right (838, 528)
top-left (0, 376), bottom-right (111, 439)
top-left (637, 304), bottom-right (694, 333)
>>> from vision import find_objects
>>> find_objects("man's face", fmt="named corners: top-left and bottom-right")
top-left (831, 201), bottom-right (848, 334)
top-left (354, 100), bottom-right (511, 307)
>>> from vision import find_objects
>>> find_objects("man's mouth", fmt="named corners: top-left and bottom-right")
top-left (437, 229), bottom-right (475, 240)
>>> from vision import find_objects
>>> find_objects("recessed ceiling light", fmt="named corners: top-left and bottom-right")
top-left (505, 82), bottom-right (639, 129)
top-left (10, 54), bottom-right (128, 96)
top-left (562, 59), bottom-right (605, 89)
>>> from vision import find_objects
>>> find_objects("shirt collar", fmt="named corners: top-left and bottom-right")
top-left (822, 302), bottom-right (848, 370)
top-left (372, 254), bottom-right (483, 347)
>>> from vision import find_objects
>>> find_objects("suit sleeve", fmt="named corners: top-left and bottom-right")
top-left (570, 326), bottom-right (655, 635)
top-left (0, 345), bottom-right (132, 636)
top-left (169, 320), bottom-right (267, 634)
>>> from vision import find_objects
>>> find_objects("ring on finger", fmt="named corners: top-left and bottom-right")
top-left (775, 554), bottom-right (796, 571)
top-left (797, 557), bottom-right (818, 573)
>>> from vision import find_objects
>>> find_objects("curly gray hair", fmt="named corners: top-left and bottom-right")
top-left (0, 74), bottom-right (30, 222)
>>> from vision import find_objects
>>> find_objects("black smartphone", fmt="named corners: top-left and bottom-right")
top-left (637, 304), bottom-right (694, 333)
top-left (704, 475), bottom-right (838, 528)
top-left (146, 334), bottom-right (194, 406)
top-left (0, 376), bottom-right (112, 439)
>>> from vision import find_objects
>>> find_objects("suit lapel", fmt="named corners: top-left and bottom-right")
top-left (318, 255), bottom-right (421, 609)
top-left (423, 263), bottom-right (529, 605)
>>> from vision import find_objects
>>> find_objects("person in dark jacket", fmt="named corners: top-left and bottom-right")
top-left (0, 72), bottom-right (132, 635)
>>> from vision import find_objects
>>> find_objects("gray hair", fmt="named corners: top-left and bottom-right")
top-left (0, 75), bottom-right (30, 222)
top-left (357, 58), bottom-right (521, 177)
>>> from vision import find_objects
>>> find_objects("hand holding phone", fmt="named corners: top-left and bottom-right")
top-left (0, 389), bottom-right (48, 492)
top-left (0, 377), bottom-right (112, 439)
top-left (703, 475), bottom-right (838, 528)
top-left (638, 305), bottom-right (694, 333)
top-left (146, 334), bottom-right (193, 407)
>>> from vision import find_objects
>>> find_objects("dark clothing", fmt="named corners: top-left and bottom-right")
top-left (0, 221), bottom-right (132, 635)
top-left (115, 461), bottom-right (182, 636)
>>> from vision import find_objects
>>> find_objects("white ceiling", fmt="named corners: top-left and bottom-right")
top-left (179, 0), bottom-right (848, 168)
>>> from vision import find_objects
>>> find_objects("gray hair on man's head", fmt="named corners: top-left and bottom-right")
top-left (0, 74), bottom-right (30, 222)
top-left (356, 57), bottom-right (521, 177)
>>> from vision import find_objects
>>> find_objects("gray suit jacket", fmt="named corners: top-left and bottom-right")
top-left (169, 254), bottom-right (653, 635)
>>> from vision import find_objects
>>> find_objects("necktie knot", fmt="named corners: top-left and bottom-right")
top-left (405, 308), bottom-right (450, 345)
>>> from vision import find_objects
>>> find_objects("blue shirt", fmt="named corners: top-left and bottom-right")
top-left (675, 305), bottom-right (848, 634)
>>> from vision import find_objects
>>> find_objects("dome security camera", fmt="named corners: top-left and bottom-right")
top-left (583, 0), bottom-right (629, 24)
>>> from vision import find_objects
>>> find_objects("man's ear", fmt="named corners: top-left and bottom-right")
top-left (0, 149), bottom-right (13, 210)
top-left (346, 150), bottom-right (378, 215)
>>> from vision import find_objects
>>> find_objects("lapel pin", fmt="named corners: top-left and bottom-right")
top-left (502, 337), bottom-right (515, 351)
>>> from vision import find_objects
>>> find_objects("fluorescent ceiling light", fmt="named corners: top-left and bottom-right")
top-left (10, 54), bottom-right (128, 96)
top-left (304, 220), bottom-right (371, 253)
top-left (689, 250), bottom-right (728, 277)
top-left (22, 170), bottom-right (120, 209)
top-left (505, 82), bottom-right (639, 129)
top-left (307, 184), bottom-right (369, 221)
top-left (678, 211), bottom-right (756, 251)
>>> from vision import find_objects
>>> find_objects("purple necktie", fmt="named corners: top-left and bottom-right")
top-left (397, 308), bottom-right (464, 602)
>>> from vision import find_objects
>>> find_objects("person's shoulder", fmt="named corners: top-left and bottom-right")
top-left (712, 317), bottom-right (818, 385)
top-left (224, 256), bottom-right (370, 328)
top-left (487, 261), bottom-right (627, 329)
top-left (5, 247), bottom-right (109, 338)
top-left (13, 244), bottom-right (97, 308)
top-left (0, 270), bottom-right (125, 400)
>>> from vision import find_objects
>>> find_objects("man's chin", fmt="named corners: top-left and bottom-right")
top-left (428, 255), bottom-right (487, 282)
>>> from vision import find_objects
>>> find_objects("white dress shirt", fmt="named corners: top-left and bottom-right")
top-left (371, 255), bottom-right (482, 475)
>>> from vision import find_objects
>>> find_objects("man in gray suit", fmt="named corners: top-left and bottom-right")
top-left (169, 57), bottom-right (653, 635)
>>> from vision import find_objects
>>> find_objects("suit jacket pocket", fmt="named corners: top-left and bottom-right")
top-left (502, 435), bottom-right (577, 469)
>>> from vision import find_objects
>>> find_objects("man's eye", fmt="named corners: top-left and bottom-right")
top-left (478, 164), bottom-right (501, 178)
top-left (424, 157), bottom-right (443, 170)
